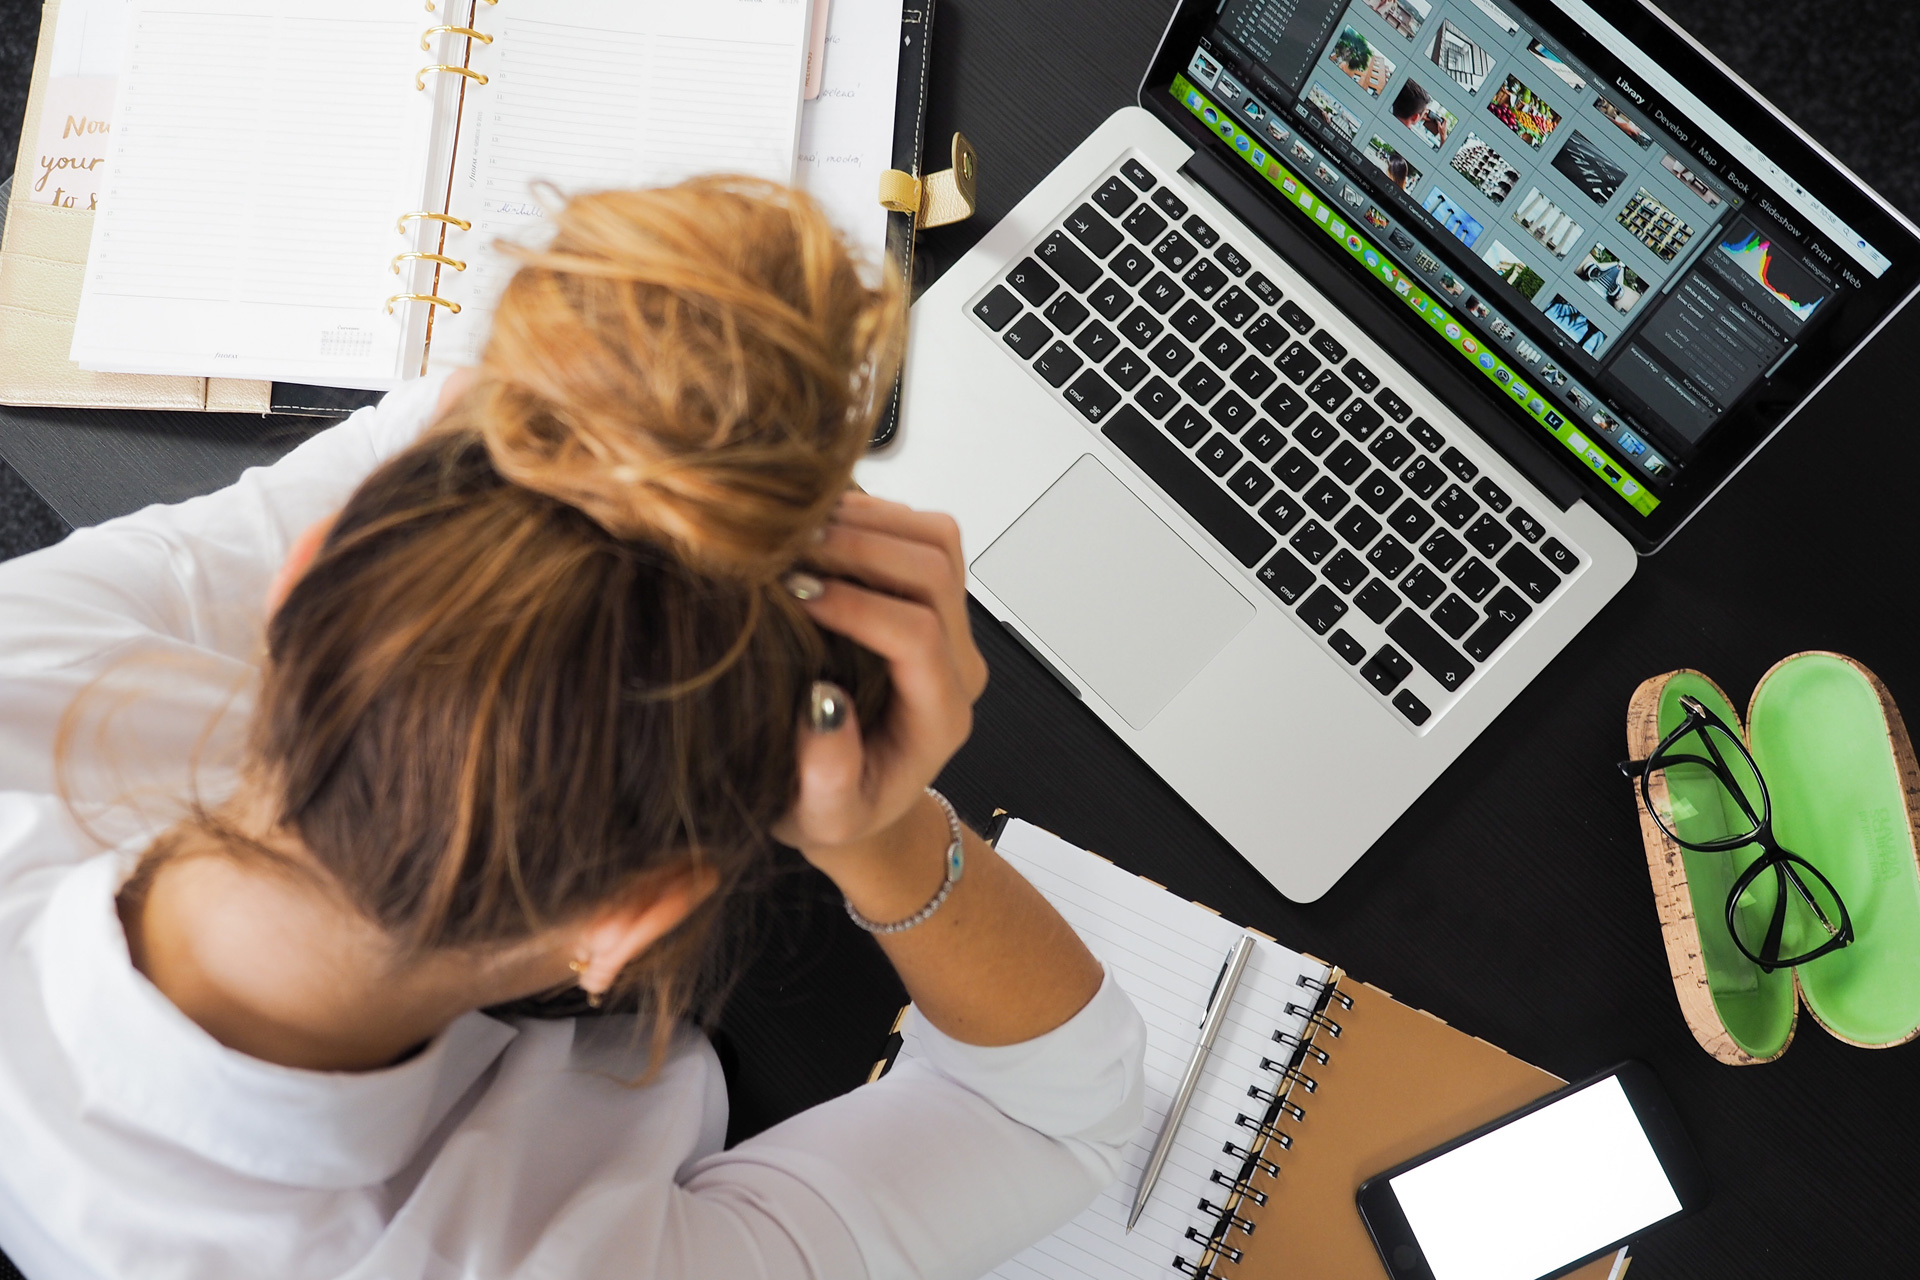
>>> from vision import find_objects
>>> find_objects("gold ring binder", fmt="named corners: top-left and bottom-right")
top-left (416, 65), bottom-right (489, 91)
top-left (391, 252), bottom-right (468, 274)
top-left (386, 293), bottom-right (463, 315)
top-left (397, 211), bottom-right (472, 235)
top-left (421, 26), bottom-right (493, 49)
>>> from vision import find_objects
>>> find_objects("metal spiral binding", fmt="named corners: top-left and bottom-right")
top-left (1196, 1199), bottom-right (1257, 1235)
top-left (395, 2), bottom-right (498, 329)
top-left (1235, 1112), bottom-right (1293, 1150)
top-left (1257, 1056), bottom-right (1317, 1092)
top-left (1246, 1084), bottom-right (1306, 1122)
top-left (1283, 1001), bottom-right (1344, 1038)
top-left (1297, 971), bottom-right (1355, 1009)
top-left (1187, 1226), bottom-right (1246, 1264)
top-left (1209, 1169), bottom-right (1270, 1207)
top-left (1272, 1027), bottom-right (1330, 1064)
top-left (1222, 1140), bottom-right (1279, 1178)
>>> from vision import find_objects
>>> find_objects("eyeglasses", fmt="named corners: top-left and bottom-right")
top-left (1619, 694), bottom-right (1853, 974)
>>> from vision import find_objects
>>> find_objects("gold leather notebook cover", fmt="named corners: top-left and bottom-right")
top-left (1215, 976), bottom-right (1616, 1280)
top-left (0, 0), bottom-right (269, 412)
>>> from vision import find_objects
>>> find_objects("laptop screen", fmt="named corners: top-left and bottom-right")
top-left (1145, 0), bottom-right (1919, 543)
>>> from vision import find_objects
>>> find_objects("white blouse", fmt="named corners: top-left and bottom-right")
top-left (0, 373), bottom-right (1149, 1280)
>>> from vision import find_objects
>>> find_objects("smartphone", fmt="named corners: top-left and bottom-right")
top-left (1355, 1062), bottom-right (1707, 1280)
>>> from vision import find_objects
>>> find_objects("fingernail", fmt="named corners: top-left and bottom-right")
top-left (809, 680), bottom-right (850, 733)
top-left (785, 572), bottom-right (826, 601)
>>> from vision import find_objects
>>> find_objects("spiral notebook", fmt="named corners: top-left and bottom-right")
top-left (891, 819), bottom-right (1626, 1280)
top-left (66, 0), bottom-right (815, 391)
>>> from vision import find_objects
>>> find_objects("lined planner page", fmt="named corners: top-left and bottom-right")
top-left (793, 0), bottom-right (904, 273)
top-left (896, 821), bottom-right (1330, 1280)
top-left (70, 0), bottom-right (449, 387)
top-left (430, 0), bottom-right (812, 369)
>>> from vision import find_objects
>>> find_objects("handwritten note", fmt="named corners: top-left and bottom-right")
top-left (29, 0), bottom-right (129, 208)
top-left (794, 0), bottom-right (904, 272)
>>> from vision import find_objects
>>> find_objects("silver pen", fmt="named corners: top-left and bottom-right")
top-left (1127, 932), bottom-right (1257, 1232)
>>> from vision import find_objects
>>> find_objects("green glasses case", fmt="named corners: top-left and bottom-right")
top-left (1626, 652), bottom-right (1920, 1065)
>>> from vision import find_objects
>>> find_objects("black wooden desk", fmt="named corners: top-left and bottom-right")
top-left (4, 2), bottom-right (1916, 1275)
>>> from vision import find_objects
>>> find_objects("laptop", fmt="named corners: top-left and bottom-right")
top-left (857, 0), bottom-right (1920, 900)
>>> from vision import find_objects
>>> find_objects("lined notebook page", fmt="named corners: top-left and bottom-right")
top-left (430, 0), bottom-right (812, 369)
top-left (70, 0), bottom-right (447, 387)
top-left (897, 821), bottom-right (1329, 1280)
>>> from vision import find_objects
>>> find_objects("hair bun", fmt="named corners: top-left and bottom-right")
top-left (464, 178), bottom-right (904, 578)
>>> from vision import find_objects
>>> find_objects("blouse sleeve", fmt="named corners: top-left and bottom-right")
top-left (0, 372), bottom-right (451, 802)
top-left (660, 968), bottom-right (1147, 1280)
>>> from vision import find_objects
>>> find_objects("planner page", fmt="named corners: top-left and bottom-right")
top-left (794, 0), bottom-right (904, 274)
top-left (70, 0), bottom-right (455, 388)
top-left (895, 820), bottom-right (1331, 1280)
top-left (429, 0), bottom-right (813, 369)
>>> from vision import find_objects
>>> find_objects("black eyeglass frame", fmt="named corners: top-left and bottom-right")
top-left (1619, 695), bottom-right (1854, 974)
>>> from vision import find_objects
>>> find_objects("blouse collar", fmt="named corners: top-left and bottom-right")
top-left (29, 853), bottom-right (518, 1190)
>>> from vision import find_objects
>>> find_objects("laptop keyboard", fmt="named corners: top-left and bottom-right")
top-left (968, 153), bottom-right (1586, 731)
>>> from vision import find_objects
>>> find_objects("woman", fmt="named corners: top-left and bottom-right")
top-left (0, 179), bottom-right (1146, 1280)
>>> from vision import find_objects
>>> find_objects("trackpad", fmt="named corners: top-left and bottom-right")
top-left (974, 455), bottom-right (1254, 729)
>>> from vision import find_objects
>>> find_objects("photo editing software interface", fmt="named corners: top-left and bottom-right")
top-left (1175, 0), bottom-right (1894, 518)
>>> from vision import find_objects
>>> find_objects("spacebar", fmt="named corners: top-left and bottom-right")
top-left (1102, 406), bottom-right (1277, 567)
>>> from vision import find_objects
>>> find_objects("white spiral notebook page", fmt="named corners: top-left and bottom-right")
top-left (429, 0), bottom-right (813, 369)
top-left (897, 820), bottom-right (1330, 1280)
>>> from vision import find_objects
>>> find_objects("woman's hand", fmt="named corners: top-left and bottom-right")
top-left (773, 493), bottom-right (987, 891)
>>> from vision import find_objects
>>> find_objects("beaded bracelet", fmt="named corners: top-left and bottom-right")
top-left (843, 788), bottom-right (966, 934)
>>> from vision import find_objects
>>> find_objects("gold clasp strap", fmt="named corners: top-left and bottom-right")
top-left (396, 211), bottom-right (471, 235)
top-left (392, 252), bottom-right (468, 274)
top-left (416, 65), bottom-right (488, 90)
top-left (421, 25), bottom-right (493, 49)
top-left (386, 293), bottom-right (462, 315)
top-left (877, 132), bottom-right (979, 229)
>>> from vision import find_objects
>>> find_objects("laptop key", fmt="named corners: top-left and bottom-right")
top-left (1326, 441), bottom-right (1369, 485)
top-left (1142, 272), bottom-right (1185, 313)
top-left (1497, 545), bottom-right (1560, 603)
top-left (1262, 384), bottom-right (1308, 427)
top-left (1433, 484), bottom-right (1479, 529)
top-left (1439, 446), bottom-right (1478, 482)
top-left (1121, 158), bottom-right (1156, 190)
top-left (1245, 314), bottom-right (1289, 356)
top-left (1310, 330), bottom-right (1347, 363)
top-left (1541, 537), bottom-right (1580, 574)
top-left (1202, 330), bottom-right (1247, 369)
top-left (1109, 244), bottom-right (1153, 286)
top-left (1277, 341), bottom-right (1321, 384)
top-left (1362, 647), bottom-right (1412, 694)
top-left (1171, 300), bottom-right (1215, 342)
top-left (1368, 535), bottom-right (1414, 579)
top-left (1419, 529), bottom-right (1466, 572)
top-left (1324, 550), bottom-right (1368, 593)
top-left (1105, 348), bottom-right (1150, 390)
top-left (1229, 462), bottom-right (1275, 505)
top-left (1259, 491), bottom-right (1304, 534)
top-left (1007, 257), bottom-right (1059, 306)
top-left (1063, 369), bottom-right (1121, 423)
top-left (1387, 611), bottom-right (1474, 692)
top-left (1065, 204), bottom-right (1122, 257)
top-left (1334, 506), bottom-right (1382, 549)
top-left (1472, 477), bottom-right (1512, 512)
top-left (1257, 548), bottom-right (1316, 604)
top-left (1305, 477), bottom-right (1350, 519)
top-left (1273, 448), bottom-right (1318, 491)
top-left (1401, 456), bottom-right (1445, 500)
top-left (1034, 341), bottom-right (1084, 387)
top-left (1305, 370), bottom-right (1352, 413)
top-left (1290, 520), bottom-right (1337, 564)
top-left (1451, 557), bottom-right (1499, 603)
top-left (1354, 580), bottom-right (1400, 625)
top-left (1342, 360), bottom-right (1378, 393)
top-left (1400, 565), bottom-right (1444, 609)
top-left (1393, 690), bottom-right (1432, 725)
top-left (1074, 320), bottom-right (1121, 362)
top-left (1005, 313), bottom-right (1051, 358)
top-left (1463, 588), bottom-right (1534, 661)
top-left (1215, 243), bottom-right (1251, 276)
top-left (1329, 629), bottom-right (1367, 665)
top-left (1102, 406), bottom-right (1276, 567)
top-left (1407, 417), bottom-right (1445, 452)
top-left (1137, 377), bottom-right (1181, 419)
top-left (1118, 307), bottom-right (1163, 349)
top-left (1087, 277), bottom-right (1132, 320)
top-left (1210, 391), bottom-right (1256, 434)
top-left (1336, 400), bottom-right (1383, 441)
top-left (1043, 293), bottom-right (1090, 334)
top-left (1149, 335), bottom-right (1195, 375)
top-left (1248, 271), bottom-right (1283, 306)
top-left (1279, 300), bottom-right (1315, 334)
top-left (1166, 405), bottom-right (1211, 447)
top-left (1179, 365), bottom-right (1226, 404)
top-left (1122, 203), bottom-right (1167, 244)
top-left (1375, 387), bottom-right (1412, 422)
top-left (1184, 258), bottom-right (1229, 299)
top-left (1152, 187), bottom-right (1190, 220)
top-left (1038, 232), bottom-right (1100, 292)
top-left (1230, 357), bottom-right (1278, 399)
top-left (1183, 215), bottom-right (1218, 247)
top-left (1506, 508), bottom-right (1545, 542)
top-left (1197, 432), bottom-right (1243, 476)
top-left (975, 286), bottom-right (1022, 331)
top-left (1388, 497), bottom-right (1434, 541)
top-left (1431, 593), bottom-right (1477, 639)
top-left (1357, 470), bottom-right (1403, 514)
top-left (1153, 230), bottom-right (1198, 271)
top-left (1293, 413), bottom-right (1338, 455)
top-left (1093, 175), bottom-right (1138, 217)
top-left (1243, 420), bottom-right (1287, 462)
top-left (1213, 286), bottom-right (1259, 327)
top-left (1464, 514), bottom-right (1513, 557)
top-left (1369, 427), bottom-right (1415, 471)
top-left (1297, 586), bottom-right (1349, 635)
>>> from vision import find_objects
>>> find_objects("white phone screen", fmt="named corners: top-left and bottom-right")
top-left (1388, 1077), bottom-right (1682, 1280)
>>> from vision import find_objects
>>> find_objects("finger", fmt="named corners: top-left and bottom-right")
top-left (810, 523), bottom-right (960, 621)
top-left (829, 496), bottom-right (966, 583)
top-left (799, 581), bottom-right (974, 758)
top-left (772, 686), bottom-right (872, 849)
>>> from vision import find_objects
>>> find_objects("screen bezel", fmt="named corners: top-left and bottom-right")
top-left (1353, 1062), bottom-right (1709, 1280)
top-left (1138, 0), bottom-right (1920, 552)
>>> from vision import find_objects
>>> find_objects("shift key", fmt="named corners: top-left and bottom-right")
top-left (1103, 406), bottom-right (1277, 567)
top-left (1385, 609), bottom-right (1474, 691)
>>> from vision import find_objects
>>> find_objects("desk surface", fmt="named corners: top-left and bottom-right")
top-left (5, 2), bottom-right (1917, 1275)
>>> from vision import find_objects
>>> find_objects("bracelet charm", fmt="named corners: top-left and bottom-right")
top-left (844, 788), bottom-right (965, 935)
